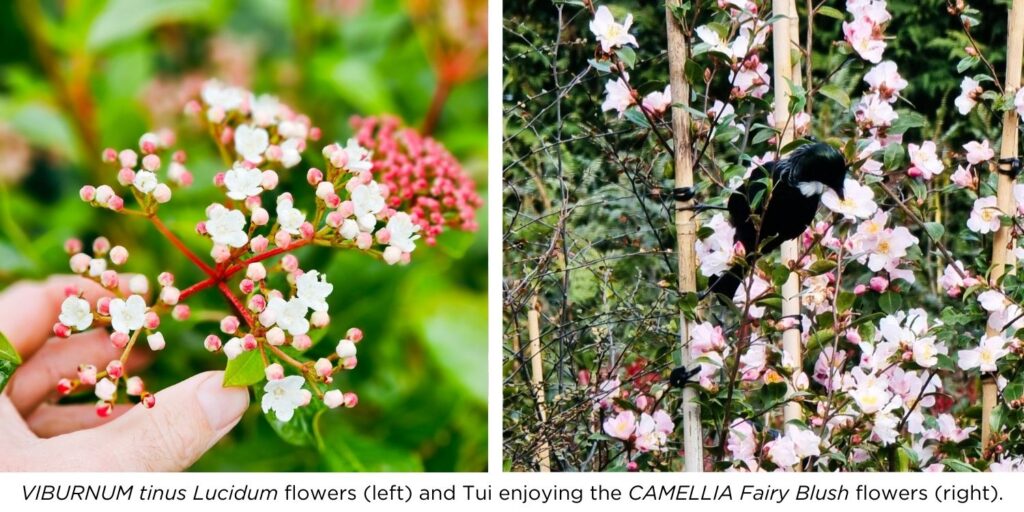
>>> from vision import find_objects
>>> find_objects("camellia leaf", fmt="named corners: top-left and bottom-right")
top-left (943, 459), bottom-right (980, 472)
top-left (223, 350), bottom-right (266, 388)
top-left (817, 6), bottom-right (846, 20)
top-left (819, 84), bottom-right (851, 109)
top-left (879, 292), bottom-right (902, 315)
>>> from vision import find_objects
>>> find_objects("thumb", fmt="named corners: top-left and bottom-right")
top-left (54, 371), bottom-right (249, 471)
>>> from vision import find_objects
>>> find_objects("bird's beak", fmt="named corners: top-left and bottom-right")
top-left (834, 184), bottom-right (845, 200)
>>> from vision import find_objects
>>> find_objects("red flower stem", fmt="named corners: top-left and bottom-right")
top-left (217, 281), bottom-right (254, 327)
top-left (178, 277), bottom-right (218, 301)
top-left (224, 238), bottom-right (311, 275)
top-left (150, 215), bottom-right (216, 276)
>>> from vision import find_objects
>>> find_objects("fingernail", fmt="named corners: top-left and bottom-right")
top-left (197, 372), bottom-right (249, 431)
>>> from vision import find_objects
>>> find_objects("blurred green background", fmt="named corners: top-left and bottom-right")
top-left (0, 0), bottom-right (487, 472)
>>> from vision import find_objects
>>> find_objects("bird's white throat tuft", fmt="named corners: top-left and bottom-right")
top-left (797, 181), bottom-right (825, 197)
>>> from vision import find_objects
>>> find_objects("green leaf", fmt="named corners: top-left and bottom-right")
top-left (88, 0), bottom-right (214, 50)
top-left (616, 47), bottom-right (636, 69)
top-left (772, 264), bottom-right (791, 287)
top-left (957, 56), bottom-right (980, 73)
top-left (836, 291), bottom-right (856, 313)
top-left (0, 331), bottom-right (21, 364)
top-left (623, 108), bottom-right (650, 128)
top-left (888, 111), bottom-right (926, 135)
top-left (879, 292), bottom-right (902, 314)
top-left (256, 384), bottom-right (325, 447)
top-left (317, 419), bottom-right (424, 472)
top-left (924, 222), bottom-right (945, 241)
top-left (817, 6), bottom-right (846, 20)
top-left (223, 350), bottom-right (265, 388)
top-left (1004, 382), bottom-right (1024, 402)
top-left (0, 360), bottom-right (15, 394)
top-left (819, 84), bottom-right (851, 109)
top-left (808, 259), bottom-right (837, 275)
top-left (943, 459), bottom-right (980, 472)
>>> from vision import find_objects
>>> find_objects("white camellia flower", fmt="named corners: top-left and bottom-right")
top-left (964, 139), bottom-right (995, 165)
top-left (58, 296), bottom-right (93, 331)
top-left (865, 227), bottom-right (917, 272)
top-left (958, 335), bottom-right (1010, 372)
top-left (200, 80), bottom-right (245, 111)
top-left (261, 297), bottom-right (310, 336)
top-left (133, 170), bottom-right (158, 194)
top-left (912, 336), bottom-right (946, 368)
top-left (955, 77), bottom-right (981, 115)
top-left (261, 375), bottom-right (307, 422)
top-left (588, 5), bottom-right (638, 53)
top-left (108, 294), bottom-right (147, 333)
top-left (206, 204), bottom-right (249, 247)
top-left (601, 77), bottom-right (634, 117)
top-left (642, 85), bottom-right (671, 115)
top-left (342, 139), bottom-right (374, 173)
top-left (296, 270), bottom-right (333, 312)
top-left (907, 141), bottom-right (944, 179)
top-left (695, 214), bottom-right (736, 277)
top-left (1016, 88), bottom-right (1024, 122)
top-left (224, 164), bottom-right (264, 200)
top-left (695, 25), bottom-right (733, 58)
top-left (386, 212), bottom-right (421, 253)
top-left (276, 199), bottom-right (306, 235)
top-left (234, 124), bottom-right (269, 163)
top-left (863, 60), bottom-right (907, 101)
top-left (966, 196), bottom-right (1002, 234)
top-left (822, 179), bottom-right (878, 220)
top-left (351, 181), bottom-right (386, 231)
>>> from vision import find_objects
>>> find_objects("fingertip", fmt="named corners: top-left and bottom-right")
top-left (195, 371), bottom-right (250, 432)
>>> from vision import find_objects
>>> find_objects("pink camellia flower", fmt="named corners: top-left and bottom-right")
top-left (641, 85), bottom-right (671, 116)
top-left (863, 60), bottom-right (907, 101)
top-left (843, 18), bottom-right (885, 63)
top-left (822, 179), bottom-right (878, 220)
top-left (855, 94), bottom-right (898, 128)
top-left (603, 411), bottom-right (637, 441)
top-left (955, 77), bottom-right (982, 115)
top-left (966, 196), bottom-right (1002, 234)
top-left (695, 213), bottom-right (737, 277)
top-left (601, 77), bottom-right (634, 117)
top-left (633, 413), bottom-right (669, 452)
top-left (588, 5), bottom-right (638, 53)
top-left (907, 141), bottom-right (944, 179)
top-left (964, 139), bottom-right (995, 165)
top-left (950, 165), bottom-right (974, 188)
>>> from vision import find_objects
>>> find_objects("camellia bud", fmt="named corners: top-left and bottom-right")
top-left (239, 278), bottom-right (255, 294)
top-left (142, 392), bottom-right (156, 408)
top-left (323, 389), bottom-right (344, 409)
top-left (118, 149), bottom-right (138, 168)
top-left (376, 228), bottom-right (392, 245)
top-left (96, 296), bottom-right (112, 315)
top-left (342, 357), bottom-right (357, 370)
top-left (204, 335), bottom-right (223, 352)
top-left (336, 339), bottom-right (357, 360)
top-left (265, 363), bottom-right (285, 381)
top-left (107, 195), bottom-right (125, 211)
top-left (356, 232), bottom-right (373, 251)
top-left (139, 132), bottom-right (160, 154)
top-left (315, 180), bottom-right (333, 199)
top-left (142, 154), bottom-right (161, 172)
top-left (79, 185), bottom-right (97, 202)
top-left (298, 389), bottom-right (313, 407)
top-left (300, 222), bottom-right (315, 240)
top-left (869, 276), bottom-right (889, 293)
top-left (153, 184), bottom-right (172, 204)
top-left (326, 211), bottom-right (344, 228)
top-left (248, 294), bottom-right (267, 313)
top-left (102, 148), bottom-right (118, 162)
top-left (158, 272), bottom-right (175, 287)
top-left (261, 170), bottom-right (279, 190)
top-left (382, 246), bottom-right (402, 265)
top-left (117, 167), bottom-right (136, 186)
top-left (92, 237), bottom-right (111, 256)
top-left (274, 230), bottom-right (292, 249)
top-left (211, 244), bottom-right (231, 263)
top-left (307, 168), bottom-right (324, 185)
top-left (95, 401), bottom-right (114, 418)
top-left (220, 315), bottom-right (240, 335)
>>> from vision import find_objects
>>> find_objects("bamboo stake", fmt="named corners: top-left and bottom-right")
top-left (983, 0), bottom-right (1024, 450)
top-left (772, 0), bottom-right (803, 428)
top-left (665, 0), bottom-right (703, 472)
top-left (526, 295), bottom-right (551, 471)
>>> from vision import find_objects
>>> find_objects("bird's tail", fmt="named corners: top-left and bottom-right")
top-left (704, 264), bottom-right (743, 301)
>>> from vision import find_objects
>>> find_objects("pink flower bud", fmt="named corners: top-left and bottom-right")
top-left (346, 328), bottom-right (363, 343)
top-left (172, 304), bottom-right (190, 321)
top-left (109, 245), bottom-right (128, 265)
top-left (92, 236), bottom-right (111, 255)
top-left (100, 270), bottom-right (119, 289)
top-left (869, 276), bottom-right (889, 293)
top-left (383, 246), bottom-right (402, 265)
top-left (298, 389), bottom-right (313, 407)
top-left (265, 363), bottom-right (284, 381)
top-left (126, 376), bottom-right (145, 396)
top-left (281, 254), bottom-right (299, 272)
top-left (311, 311), bottom-right (330, 328)
top-left (56, 378), bottom-right (74, 395)
top-left (336, 339), bottom-right (357, 359)
top-left (337, 201), bottom-right (354, 218)
top-left (291, 334), bottom-right (312, 351)
top-left (250, 235), bottom-right (269, 254)
top-left (211, 244), bottom-right (231, 263)
top-left (79, 185), bottom-right (96, 202)
top-left (343, 392), bottom-right (358, 408)
top-left (94, 185), bottom-right (114, 204)
top-left (244, 195), bottom-right (262, 210)
top-left (907, 166), bottom-right (923, 178)
top-left (324, 390), bottom-right (344, 409)
top-left (358, 170), bottom-right (372, 184)
top-left (326, 211), bottom-right (344, 228)
top-left (239, 278), bottom-right (255, 294)
top-left (342, 356), bottom-right (358, 370)
top-left (310, 127), bottom-right (322, 141)
top-left (627, 461), bottom-right (638, 472)
top-left (223, 338), bottom-right (243, 360)
top-left (261, 170), bottom-right (279, 190)
top-left (129, 275), bottom-right (149, 295)
top-left (248, 294), bottom-right (267, 313)
top-left (356, 232), bottom-right (373, 250)
top-left (315, 181), bottom-right (333, 199)
top-left (107, 195), bottom-right (124, 211)
top-left (195, 221), bottom-right (208, 235)
top-left (241, 334), bottom-right (258, 351)
top-left (53, 322), bottom-right (71, 338)
top-left (246, 262), bottom-right (267, 281)
top-left (118, 149), bottom-right (138, 168)
top-left (307, 168), bottom-right (324, 185)
top-left (330, 149), bottom-right (348, 168)
top-left (265, 144), bottom-right (283, 161)
top-left (375, 228), bottom-right (392, 245)
top-left (300, 222), bottom-right (315, 239)
top-left (69, 253), bottom-right (91, 273)
top-left (266, 327), bottom-right (286, 346)
top-left (156, 271), bottom-right (174, 287)
top-left (213, 172), bottom-right (226, 187)
top-left (854, 283), bottom-right (868, 295)
top-left (117, 167), bottom-right (136, 186)
top-left (142, 154), bottom-right (161, 171)
top-left (220, 126), bottom-right (233, 146)
top-left (315, 358), bottom-right (333, 380)
top-left (95, 401), bottom-right (114, 418)
top-left (275, 230), bottom-right (292, 249)
top-left (77, 364), bottom-right (97, 386)
top-left (106, 360), bottom-right (124, 379)
top-left (160, 286), bottom-right (181, 305)
top-left (142, 392), bottom-right (156, 408)
top-left (147, 332), bottom-right (166, 351)
top-left (220, 315), bottom-right (239, 334)
top-left (139, 133), bottom-right (159, 154)
top-left (102, 148), bottom-right (118, 162)
top-left (153, 184), bottom-right (172, 203)
top-left (144, 311), bottom-right (160, 330)
top-left (251, 207), bottom-right (269, 226)
top-left (324, 192), bottom-right (340, 208)
top-left (96, 296), bottom-right (112, 315)
top-left (62, 284), bottom-right (79, 298)
top-left (110, 331), bottom-right (129, 349)
top-left (204, 335), bottom-right (223, 352)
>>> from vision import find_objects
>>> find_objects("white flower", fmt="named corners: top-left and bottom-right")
top-left (634, 413), bottom-right (669, 452)
top-left (133, 170), bottom-right (158, 194)
top-left (855, 94), bottom-right (898, 127)
top-left (224, 164), bottom-right (264, 200)
top-left (386, 212), bottom-right (421, 253)
top-left (1016, 88), bottom-right (1024, 122)
top-left (260, 297), bottom-right (310, 336)
top-left (843, 18), bottom-right (885, 63)
top-left (865, 227), bottom-right (917, 272)
top-left (296, 270), bottom-right (333, 312)
top-left (602, 411), bottom-right (636, 440)
top-left (206, 204), bottom-right (249, 247)
top-left (58, 296), bottom-right (93, 330)
top-left (352, 181), bottom-right (386, 231)
top-left (872, 412), bottom-right (900, 445)
top-left (978, 289), bottom-right (1009, 313)
top-left (822, 179), bottom-right (878, 220)
top-left (641, 85), bottom-right (671, 115)
top-left (768, 437), bottom-right (799, 467)
top-left (786, 425), bottom-right (821, 459)
top-left (907, 141), bottom-right (944, 179)
top-left (695, 213), bottom-right (737, 277)
top-left (967, 196), bottom-right (1002, 234)
top-left (279, 138), bottom-right (303, 168)
top-left (261, 375), bottom-right (307, 422)
top-left (955, 77), bottom-right (981, 115)
top-left (696, 25), bottom-right (733, 57)
top-left (958, 335), bottom-right (1010, 372)
top-left (964, 139), bottom-right (995, 165)
top-left (730, 62), bottom-right (770, 98)
top-left (336, 339), bottom-right (357, 359)
top-left (912, 336), bottom-right (946, 368)
top-left (342, 139), bottom-right (374, 173)
top-left (234, 124), bottom-right (269, 163)
top-left (589, 6), bottom-right (638, 53)
top-left (108, 294), bottom-right (147, 334)
top-left (847, 0), bottom-right (892, 24)
top-left (251, 94), bottom-right (281, 125)
top-left (276, 199), bottom-right (306, 235)
top-left (863, 60), bottom-right (907, 100)
top-left (200, 80), bottom-right (245, 111)
top-left (601, 77), bottom-right (634, 116)
top-left (850, 371), bottom-right (894, 414)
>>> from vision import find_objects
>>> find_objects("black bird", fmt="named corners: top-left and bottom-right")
top-left (704, 142), bottom-right (848, 300)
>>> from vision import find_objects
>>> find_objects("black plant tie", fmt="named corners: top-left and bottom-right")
top-left (669, 366), bottom-right (701, 388)
top-left (997, 157), bottom-right (1022, 180)
top-left (671, 187), bottom-right (696, 202)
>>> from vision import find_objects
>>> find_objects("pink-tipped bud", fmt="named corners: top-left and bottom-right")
top-left (251, 207), bottom-right (269, 226)
top-left (241, 334), bottom-right (258, 351)
top-left (356, 232), bottom-right (373, 251)
top-left (69, 253), bottom-right (91, 273)
top-left (62, 284), bottom-right (79, 298)
top-left (266, 327), bottom-right (286, 346)
top-left (281, 254), bottom-right (299, 272)
top-left (307, 168), bottom-right (324, 185)
top-left (300, 222), bottom-right (315, 240)
top-left (330, 150), bottom-right (348, 169)
top-left (315, 181), bottom-right (333, 199)
top-left (109, 245), bottom-right (128, 265)
top-left (244, 195), bottom-right (262, 210)
top-left (383, 246), bottom-right (402, 265)
top-left (157, 271), bottom-right (174, 287)
top-left (248, 294), bottom-right (267, 313)
top-left (346, 327), bottom-right (363, 343)
top-left (77, 364), bottom-right (98, 386)
top-left (117, 167), bottom-right (136, 186)
top-left (239, 278), bottom-right (255, 294)
top-left (326, 211), bottom-right (344, 228)
top-left (204, 334), bottom-right (223, 352)
top-left (144, 311), bottom-right (161, 330)
top-left (250, 235), bottom-right (269, 254)
top-left (139, 132), bottom-right (159, 154)
top-left (265, 144), bottom-right (283, 161)
top-left (246, 262), bottom-right (267, 281)
top-left (96, 401), bottom-right (114, 418)
top-left (118, 149), bottom-right (138, 168)
top-left (342, 356), bottom-right (358, 370)
top-left (375, 228), bottom-right (392, 245)
top-left (102, 148), bottom-right (118, 162)
top-left (96, 296), bottom-right (112, 315)
top-left (106, 360), bottom-right (124, 379)
top-left (153, 183), bottom-right (172, 203)
top-left (92, 236), bottom-right (111, 255)
top-left (220, 315), bottom-right (240, 335)
top-left (336, 339), bottom-right (357, 359)
top-left (291, 334), bottom-right (312, 351)
top-left (79, 185), bottom-right (97, 202)
top-left (324, 389), bottom-right (344, 409)
top-left (274, 230), bottom-right (292, 249)
top-left (160, 286), bottom-right (181, 305)
top-left (265, 363), bottom-right (285, 381)
top-left (53, 322), bottom-right (72, 338)
top-left (172, 304), bottom-right (191, 321)
top-left (869, 276), bottom-right (889, 293)
top-left (195, 221), bottom-right (208, 235)
top-left (261, 170), bottom-right (279, 190)
top-left (311, 311), bottom-right (330, 328)
top-left (107, 195), bottom-right (125, 211)
top-left (908, 166), bottom-right (923, 179)
top-left (310, 127), bottom-right (322, 141)
top-left (142, 154), bottom-right (161, 172)
top-left (854, 283), bottom-right (868, 295)
top-left (211, 244), bottom-right (231, 263)
top-left (142, 392), bottom-right (156, 408)
top-left (315, 358), bottom-right (333, 380)
top-left (57, 378), bottom-right (74, 395)
top-left (337, 201), bottom-right (355, 218)
top-left (110, 331), bottom-right (129, 349)
top-left (100, 270), bottom-right (119, 289)
top-left (298, 389), bottom-right (313, 407)
top-left (213, 172), bottom-right (226, 187)
top-left (219, 126), bottom-right (233, 146)
top-left (358, 170), bottom-right (372, 184)
top-left (324, 192), bottom-right (341, 209)
top-left (94, 185), bottom-right (114, 204)
top-left (126, 376), bottom-right (145, 396)
top-left (343, 392), bottom-right (358, 408)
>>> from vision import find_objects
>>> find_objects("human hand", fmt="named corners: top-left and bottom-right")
top-left (0, 276), bottom-right (249, 471)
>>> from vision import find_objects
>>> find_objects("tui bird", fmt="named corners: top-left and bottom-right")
top-left (703, 141), bottom-right (848, 300)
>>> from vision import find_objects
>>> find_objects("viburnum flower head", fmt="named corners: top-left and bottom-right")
top-left (206, 204), bottom-right (249, 247)
top-left (589, 5), bottom-right (638, 54)
top-left (261, 375), bottom-right (307, 422)
top-left (108, 295), bottom-right (147, 334)
top-left (224, 163), bottom-right (264, 200)
top-left (822, 179), bottom-right (878, 220)
top-left (260, 296), bottom-right (310, 336)
top-left (201, 79), bottom-right (245, 112)
top-left (967, 196), bottom-right (1002, 234)
top-left (296, 270), bottom-right (333, 312)
top-left (59, 296), bottom-right (93, 331)
top-left (235, 124), bottom-right (270, 163)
